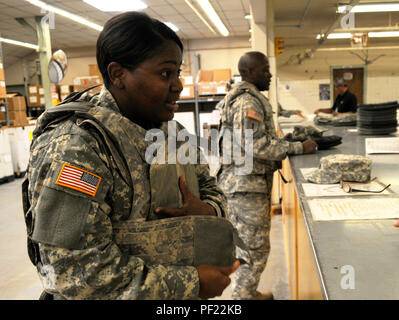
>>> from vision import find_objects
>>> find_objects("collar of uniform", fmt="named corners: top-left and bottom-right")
top-left (233, 80), bottom-right (259, 92)
top-left (92, 86), bottom-right (122, 114)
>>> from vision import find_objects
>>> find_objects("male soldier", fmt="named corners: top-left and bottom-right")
top-left (216, 51), bottom-right (317, 300)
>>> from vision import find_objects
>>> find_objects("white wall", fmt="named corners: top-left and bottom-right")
top-left (278, 79), bottom-right (331, 115)
top-left (277, 76), bottom-right (399, 116)
top-left (59, 56), bottom-right (97, 85)
top-left (366, 76), bottom-right (399, 104)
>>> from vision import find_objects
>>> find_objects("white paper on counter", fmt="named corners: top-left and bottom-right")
top-left (308, 197), bottom-right (399, 221)
top-left (302, 181), bottom-right (392, 197)
top-left (366, 137), bottom-right (399, 154)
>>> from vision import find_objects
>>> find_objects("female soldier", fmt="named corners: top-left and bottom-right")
top-left (26, 11), bottom-right (238, 300)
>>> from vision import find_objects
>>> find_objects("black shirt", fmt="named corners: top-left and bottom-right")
top-left (332, 89), bottom-right (357, 113)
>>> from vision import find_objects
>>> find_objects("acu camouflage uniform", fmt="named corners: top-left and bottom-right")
top-left (278, 103), bottom-right (297, 118)
top-left (216, 81), bottom-right (303, 299)
top-left (26, 86), bottom-right (227, 300)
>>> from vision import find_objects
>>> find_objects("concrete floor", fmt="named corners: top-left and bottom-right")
top-left (0, 178), bottom-right (290, 300)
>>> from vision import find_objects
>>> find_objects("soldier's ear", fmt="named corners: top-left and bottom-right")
top-left (107, 62), bottom-right (126, 90)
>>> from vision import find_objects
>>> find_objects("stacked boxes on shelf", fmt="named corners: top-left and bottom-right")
top-left (3, 93), bottom-right (29, 126)
top-left (73, 76), bottom-right (102, 94)
top-left (29, 84), bottom-right (60, 107)
top-left (179, 75), bottom-right (195, 99)
top-left (28, 84), bottom-right (41, 107)
top-left (60, 85), bottom-right (74, 102)
top-left (197, 69), bottom-right (231, 96)
top-left (72, 64), bottom-right (104, 94)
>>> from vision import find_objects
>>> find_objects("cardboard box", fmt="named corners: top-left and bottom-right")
top-left (7, 110), bottom-right (28, 126)
top-left (0, 58), bottom-right (5, 82)
top-left (38, 85), bottom-right (57, 96)
top-left (213, 69), bottom-right (231, 82)
top-left (197, 70), bottom-right (214, 82)
top-left (180, 85), bottom-right (194, 99)
top-left (215, 81), bottom-right (228, 94)
top-left (89, 64), bottom-right (103, 80)
top-left (0, 80), bottom-right (6, 97)
top-left (73, 84), bottom-right (102, 94)
top-left (5, 94), bottom-right (26, 112)
top-left (28, 94), bottom-right (41, 107)
top-left (180, 75), bottom-right (194, 86)
top-left (28, 85), bottom-right (41, 95)
top-left (74, 76), bottom-right (102, 87)
top-left (60, 85), bottom-right (73, 94)
top-left (60, 93), bottom-right (70, 102)
top-left (198, 82), bottom-right (218, 96)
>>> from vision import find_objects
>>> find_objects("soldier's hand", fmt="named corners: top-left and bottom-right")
top-left (302, 139), bottom-right (318, 154)
top-left (197, 261), bottom-right (240, 299)
top-left (314, 109), bottom-right (320, 115)
top-left (296, 110), bottom-right (305, 119)
top-left (155, 176), bottom-right (216, 217)
top-left (394, 220), bottom-right (399, 228)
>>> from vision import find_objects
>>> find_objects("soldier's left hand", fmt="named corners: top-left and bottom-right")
top-left (155, 176), bottom-right (216, 217)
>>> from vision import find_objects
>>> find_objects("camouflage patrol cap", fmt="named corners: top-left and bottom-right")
top-left (305, 154), bottom-right (372, 184)
top-left (292, 125), bottom-right (324, 141)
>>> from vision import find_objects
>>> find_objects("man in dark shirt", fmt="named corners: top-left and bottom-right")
top-left (314, 79), bottom-right (358, 115)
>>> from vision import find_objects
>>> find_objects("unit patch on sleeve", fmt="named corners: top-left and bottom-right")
top-left (247, 109), bottom-right (262, 122)
top-left (56, 163), bottom-right (101, 197)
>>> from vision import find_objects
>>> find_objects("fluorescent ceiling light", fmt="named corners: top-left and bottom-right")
top-left (165, 22), bottom-right (179, 32)
top-left (184, 0), bottom-right (216, 35)
top-left (317, 31), bottom-right (399, 39)
top-left (338, 3), bottom-right (399, 13)
top-left (317, 33), bottom-right (352, 39)
top-left (83, 0), bottom-right (147, 12)
top-left (0, 37), bottom-right (39, 50)
top-left (25, 0), bottom-right (103, 31)
top-left (245, 14), bottom-right (252, 19)
top-left (196, 0), bottom-right (229, 37)
top-left (369, 31), bottom-right (399, 37)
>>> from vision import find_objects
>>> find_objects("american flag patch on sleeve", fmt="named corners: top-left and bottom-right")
top-left (247, 109), bottom-right (262, 122)
top-left (56, 163), bottom-right (101, 197)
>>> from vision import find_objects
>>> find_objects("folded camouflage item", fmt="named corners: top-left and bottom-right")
top-left (305, 154), bottom-right (372, 184)
top-left (113, 215), bottom-right (248, 267)
top-left (284, 125), bottom-right (342, 150)
top-left (314, 113), bottom-right (357, 126)
top-left (291, 125), bottom-right (324, 141)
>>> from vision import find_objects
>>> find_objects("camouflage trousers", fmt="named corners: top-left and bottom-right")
top-left (227, 192), bottom-right (272, 300)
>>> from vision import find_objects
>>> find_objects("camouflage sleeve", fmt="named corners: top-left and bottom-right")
top-left (29, 128), bottom-right (199, 300)
top-left (278, 104), bottom-right (297, 118)
top-left (234, 95), bottom-right (303, 160)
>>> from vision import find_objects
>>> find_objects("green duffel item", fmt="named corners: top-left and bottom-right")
top-left (113, 215), bottom-right (248, 267)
